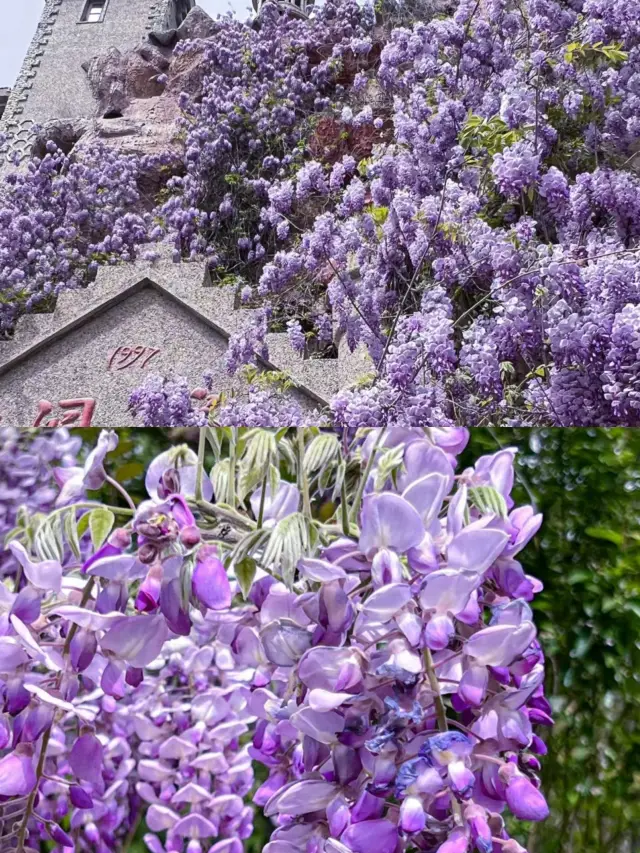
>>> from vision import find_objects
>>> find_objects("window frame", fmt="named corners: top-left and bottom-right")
top-left (80, 0), bottom-right (108, 24)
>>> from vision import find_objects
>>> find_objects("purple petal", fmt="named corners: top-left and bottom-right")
top-left (100, 613), bottom-right (168, 667)
top-left (465, 622), bottom-right (536, 667)
top-left (0, 746), bottom-right (36, 796)
top-left (506, 776), bottom-right (549, 821)
top-left (402, 472), bottom-right (449, 526)
top-left (264, 779), bottom-right (338, 817)
top-left (341, 819), bottom-right (398, 853)
top-left (359, 494), bottom-right (425, 557)
top-left (69, 733), bottom-right (103, 785)
top-left (83, 429), bottom-right (118, 491)
top-left (8, 542), bottom-right (62, 593)
top-left (251, 482), bottom-right (300, 524)
top-left (447, 526), bottom-right (509, 574)
top-left (192, 547), bottom-right (232, 611)
top-left (399, 796), bottom-right (426, 833)
top-left (419, 569), bottom-right (481, 616)
top-left (290, 707), bottom-right (345, 744)
top-left (437, 829), bottom-right (469, 853)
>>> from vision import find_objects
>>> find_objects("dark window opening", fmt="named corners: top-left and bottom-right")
top-left (175, 0), bottom-right (193, 26)
top-left (81, 0), bottom-right (106, 23)
top-left (103, 110), bottom-right (123, 119)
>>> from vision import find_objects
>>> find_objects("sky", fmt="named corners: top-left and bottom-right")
top-left (0, 0), bottom-right (249, 87)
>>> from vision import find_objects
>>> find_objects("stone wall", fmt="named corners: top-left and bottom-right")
top-left (0, 253), bottom-right (370, 427)
top-left (0, 0), bottom-right (182, 164)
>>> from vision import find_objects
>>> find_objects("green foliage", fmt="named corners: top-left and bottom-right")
top-left (564, 41), bottom-right (628, 68)
top-left (464, 428), bottom-right (640, 853)
top-left (460, 112), bottom-right (527, 157)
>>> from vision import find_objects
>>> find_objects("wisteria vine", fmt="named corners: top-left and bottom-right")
top-left (3, 1), bottom-right (640, 424)
top-left (0, 426), bottom-right (550, 852)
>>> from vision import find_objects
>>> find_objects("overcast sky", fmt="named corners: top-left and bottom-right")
top-left (1, 1), bottom-right (250, 87)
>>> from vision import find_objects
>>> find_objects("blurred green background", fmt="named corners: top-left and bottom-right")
top-left (69, 428), bottom-right (640, 853)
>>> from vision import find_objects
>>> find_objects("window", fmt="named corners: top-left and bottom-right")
top-left (82, 0), bottom-right (106, 23)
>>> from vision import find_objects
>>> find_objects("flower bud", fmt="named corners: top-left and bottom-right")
top-left (505, 775), bottom-right (549, 821)
top-left (192, 546), bottom-right (231, 611)
top-left (47, 822), bottom-right (74, 848)
top-left (70, 628), bottom-right (97, 672)
top-left (108, 527), bottom-right (131, 549)
top-left (70, 785), bottom-right (93, 809)
top-left (180, 525), bottom-right (201, 548)
top-left (399, 795), bottom-right (426, 833)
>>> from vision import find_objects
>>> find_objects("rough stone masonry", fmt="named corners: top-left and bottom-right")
top-left (0, 0), bottom-right (370, 425)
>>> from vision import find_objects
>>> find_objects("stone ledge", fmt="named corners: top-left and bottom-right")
top-left (0, 254), bottom-right (371, 406)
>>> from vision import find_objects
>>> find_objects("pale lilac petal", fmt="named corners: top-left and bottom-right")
top-left (362, 583), bottom-right (412, 622)
top-left (341, 818), bottom-right (398, 853)
top-left (458, 664), bottom-right (488, 706)
top-left (308, 689), bottom-right (353, 712)
top-left (260, 620), bottom-right (311, 666)
top-left (100, 614), bottom-right (168, 667)
top-left (145, 447), bottom-right (213, 501)
top-left (399, 796), bottom-right (426, 833)
top-left (424, 612), bottom-right (455, 650)
top-left (146, 804), bottom-right (180, 832)
top-left (290, 707), bottom-right (345, 744)
top-left (86, 554), bottom-right (137, 581)
top-left (250, 482), bottom-right (300, 524)
top-left (0, 748), bottom-right (36, 796)
top-left (83, 430), bottom-right (118, 490)
top-left (506, 776), bottom-right (549, 821)
top-left (447, 526), bottom-right (509, 574)
top-left (298, 559), bottom-right (347, 582)
top-left (173, 813), bottom-right (217, 838)
top-left (264, 779), bottom-right (338, 817)
top-left (447, 484), bottom-right (468, 537)
top-left (465, 622), bottom-right (536, 667)
top-left (371, 549), bottom-right (403, 588)
top-left (474, 449), bottom-right (516, 498)
top-left (359, 494), bottom-right (424, 557)
top-left (402, 472), bottom-right (449, 526)
top-left (419, 569), bottom-right (481, 615)
top-left (24, 684), bottom-right (95, 721)
top-left (8, 542), bottom-right (62, 593)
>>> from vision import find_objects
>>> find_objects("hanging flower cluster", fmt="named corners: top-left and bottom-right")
top-left (0, 427), bottom-right (549, 852)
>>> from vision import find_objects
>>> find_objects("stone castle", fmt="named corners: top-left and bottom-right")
top-left (0, 0), bottom-right (365, 427)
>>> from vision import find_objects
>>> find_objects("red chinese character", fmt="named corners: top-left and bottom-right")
top-left (33, 399), bottom-right (96, 427)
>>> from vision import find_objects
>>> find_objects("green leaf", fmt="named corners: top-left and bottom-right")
top-left (64, 510), bottom-right (82, 560)
top-left (89, 508), bottom-right (115, 550)
top-left (304, 433), bottom-right (340, 476)
top-left (211, 459), bottom-right (231, 505)
top-left (468, 486), bottom-right (508, 519)
top-left (375, 445), bottom-right (406, 491)
top-left (585, 526), bottom-right (624, 546)
top-left (77, 511), bottom-right (91, 540)
top-left (34, 515), bottom-right (64, 563)
top-left (235, 556), bottom-right (257, 600)
top-left (262, 512), bottom-right (315, 588)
